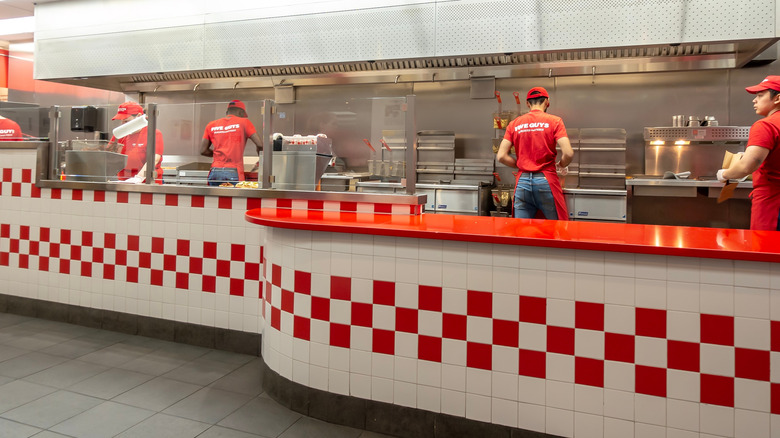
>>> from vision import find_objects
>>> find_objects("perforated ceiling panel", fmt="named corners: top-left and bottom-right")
top-left (202, 5), bottom-right (436, 70)
top-left (35, 25), bottom-right (205, 79)
top-left (435, 0), bottom-right (776, 55)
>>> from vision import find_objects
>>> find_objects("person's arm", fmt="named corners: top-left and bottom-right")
top-left (556, 137), bottom-right (574, 168)
top-left (200, 138), bottom-right (213, 157)
top-left (106, 137), bottom-right (120, 153)
top-left (496, 139), bottom-right (517, 168)
top-left (248, 133), bottom-right (263, 153)
top-left (717, 145), bottom-right (768, 181)
top-left (135, 154), bottom-right (163, 181)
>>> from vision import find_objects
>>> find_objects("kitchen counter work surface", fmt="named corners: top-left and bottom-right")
top-left (246, 208), bottom-right (780, 262)
top-left (627, 176), bottom-right (753, 188)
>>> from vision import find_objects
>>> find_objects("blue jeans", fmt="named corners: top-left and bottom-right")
top-left (208, 167), bottom-right (239, 186)
top-left (514, 172), bottom-right (558, 219)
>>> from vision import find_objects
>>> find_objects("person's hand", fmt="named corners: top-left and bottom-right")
top-left (125, 174), bottom-right (144, 184)
top-left (716, 169), bottom-right (728, 183)
top-left (556, 162), bottom-right (568, 176)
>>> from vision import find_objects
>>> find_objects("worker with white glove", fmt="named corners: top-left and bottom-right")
top-left (106, 101), bottom-right (164, 183)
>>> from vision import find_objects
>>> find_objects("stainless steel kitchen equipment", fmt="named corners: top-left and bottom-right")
top-left (356, 181), bottom-right (491, 216)
top-left (454, 158), bottom-right (495, 184)
top-left (64, 150), bottom-right (127, 182)
top-left (176, 162), bottom-right (211, 185)
top-left (577, 128), bottom-right (626, 189)
top-left (417, 130), bottom-right (455, 183)
top-left (266, 134), bottom-right (333, 191)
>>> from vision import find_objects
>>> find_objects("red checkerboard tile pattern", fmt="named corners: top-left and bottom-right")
top-left (0, 167), bottom-right (422, 215)
top-left (263, 264), bottom-right (780, 414)
top-left (0, 223), bottom-right (261, 298)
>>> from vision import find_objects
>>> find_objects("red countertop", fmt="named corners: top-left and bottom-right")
top-left (246, 208), bottom-right (780, 263)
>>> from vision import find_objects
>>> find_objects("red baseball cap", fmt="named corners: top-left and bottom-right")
top-left (227, 100), bottom-right (246, 111)
top-left (112, 102), bottom-right (144, 120)
top-left (526, 87), bottom-right (549, 100)
top-left (746, 76), bottom-right (780, 94)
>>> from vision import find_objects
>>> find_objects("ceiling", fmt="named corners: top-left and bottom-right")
top-left (0, 0), bottom-right (59, 43)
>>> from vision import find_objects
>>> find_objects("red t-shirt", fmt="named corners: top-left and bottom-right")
top-left (503, 109), bottom-right (567, 172)
top-left (747, 111), bottom-right (780, 189)
top-left (203, 115), bottom-right (257, 180)
top-left (109, 127), bottom-right (164, 181)
top-left (0, 118), bottom-right (23, 141)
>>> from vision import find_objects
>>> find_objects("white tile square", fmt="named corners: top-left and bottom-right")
top-left (604, 252), bottom-right (635, 278)
top-left (635, 278), bottom-right (666, 309)
top-left (441, 240), bottom-right (467, 263)
top-left (771, 288), bottom-right (780, 321)
top-left (700, 344), bottom-right (735, 377)
top-left (700, 404), bottom-right (734, 437)
top-left (372, 352), bottom-right (394, 379)
top-left (546, 380), bottom-right (574, 410)
top-left (575, 273), bottom-right (605, 303)
top-left (700, 284), bottom-right (734, 316)
top-left (667, 399), bottom-right (699, 431)
top-left (441, 363), bottom-right (466, 392)
top-left (395, 257), bottom-right (419, 284)
top-left (492, 371), bottom-right (518, 401)
top-left (442, 262), bottom-right (468, 290)
top-left (493, 245), bottom-right (519, 268)
top-left (634, 336), bottom-right (666, 368)
top-left (467, 242), bottom-right (492, 265)
top-left (518, 246), bottom-right (547, 271)
top-left (418, 259), bottom-right (443, 287)
top-left (604, 304), bottom-right (635, 335)
top-left (634, 423), bottom-right (666, 438)
top-left (395, 282), bottom-right (417, 309)
top-left (442, 287), bottom-right (467, 315)
top-left (667, 256), bottom-right (700, 283)
top-left (492, 398), bottom-right (518, 428)
top-left (574, 412), bottom-right (604, 438)
top-left (517, 402), bottom-right (546, 433)
top-left (734, 409), bottom-right (770, 438)
top-left (547, 248), bottom-right (576, 273)
top-left (635, 393), bottom-right (666, 426)
top-left (417, 361), bottom-right (441, 388)
top-left (466, 315), bottom-right (492, 344)
top-left (604, 361), bottom-right (634, 392)
top-left (734, 378), bottom-right (770, 412)
top-left (350, 373), bottom-right (371, 399)
top-left (574, 384), bottom-right (604, 415)
top-left (329, 369), bottom-right (349, 395)
top-left (466, 263), bottom-right (492, 291)
top-left (666, 310), bottom-right (700, 342)
top-left (441, 339), bottom-right (466, 366)
top-left (395, 238), bottom-right (419, 260)
top-left (465, 393), bottom-right (491, 422)
top-left (373, 305), bottom-right (395, 331)
top-left (635, 254), bottom-right (666, 280)
top-left (518, 268), bottom-right (547, 298)
top-left (309, 364), bottom-right (328, 391)
top-left (604, 417), bottom-right (634, 438)
top-left (492, 345), bottom-right (519, 374)
top-left (373, 256), bottom-right (396, 282)
top-left (393, 381), bottom-right (416, 408)
top-left (547, 271), bottom-right (575, 300)
top-left (547, 298), bottom-right (575, 327)
top-left (700, 258), bottom-right (734, 286)
top-left (466, 367), bottom-right (491, 397)
top-left (667, 428), bottom-right (698, 438)
top-left (371, 377), bottom-right (393, 403)
top-left (492, 266), bottom-right (519, 295)
top-left (734, 261), bottom-right (771, 288)
top-left (394, 356), bottom-right (417, 383)
top-left (734, 317), bottom-right (770, 350)
top-left (545, 407), bottom-right (574, 438)
top-left (575, 329), bottom-right (604, 359)
top-left (666, 369), bottom-right (700, 402)
top-left (492, 293), bottom-right (519, 321)
top-left (418, 310), bottom-right (443, 337)
top-left (350, 348), bottom-right (371, 375)
top-left (734, 286), bottom-right (770, 319)
top-left (772, 351), bottom-right (780, 382)
top-left (605, 276), bottom-right (635, 306)
top-left (517, 375), bottom-right (546, 405)
top-left (417, 385), bottom-right (441, 413)
top-left (351, 326), bottom-right (372, 352)
top-left (518, 322), bottom-right (546, 351)
top-left (547, 353), bottom-right (575, 383)
top-left (604, 388), bottom-right (634, 420)
top-left (440, 389), bottom-right (465, 417)
top-left (575, 251), bottom-right (605, 275)
top-left (667, 281), bottom-right (700, 312)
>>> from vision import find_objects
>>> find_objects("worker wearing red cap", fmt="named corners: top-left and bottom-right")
top-left (497, 87), bottom-right (574, 220)
top-left (716, 75), bottom-right (780, 230)
top-left (200, 100), bottom-right (263, 186)
top-left (107, 101), bottom-right (165, 183)
top-left (0, 115), bottom-right (22, 141)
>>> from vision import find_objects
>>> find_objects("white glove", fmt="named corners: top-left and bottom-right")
top-left (716, 169), bottom-right (727, 183)
top-left (125, 174), bottom-right (144, 184)
top-left (556, 162), bottom-right (569, 176)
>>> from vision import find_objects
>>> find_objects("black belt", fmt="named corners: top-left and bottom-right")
top-left (519, 171), bottom-right (546, 178)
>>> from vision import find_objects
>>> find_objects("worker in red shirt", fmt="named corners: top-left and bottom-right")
top-left (200, 100), bottom-right (263, 186)
top-left (497, 87), bottom-right (574, 220)
top-left (0, 115), bottom-right (23, 141)
top-left (717, 75), bottom-right (780, 230)
top-left (107, 102), bottom-right (164, 183)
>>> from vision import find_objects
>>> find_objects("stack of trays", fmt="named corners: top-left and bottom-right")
top-left (454, 158), bottom-right (495, 184)
top-left (417, 130), bottom-right (455, 182)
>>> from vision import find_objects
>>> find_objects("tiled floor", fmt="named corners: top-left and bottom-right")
top-left (0, 313), bottom-right (393, 438)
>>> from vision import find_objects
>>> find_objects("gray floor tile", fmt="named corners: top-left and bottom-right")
top-left (209, 359), bottom-right (264, 397)
top-left (0, 380), bottom-right (56, 414)
top-left (114, 413), bottom-right (210, 438)
top-left (279, 417), bottom-right (362, 438)
top-left (50, 401), bottom-right (155, 438)
top-left (112, 376), bottom-right (201, 412)
top-left (1, 390), bottom-right (103, 429)
top-left (0, 313), bottom-right (33, 328)
top-left (148, 343), bottom-right (211, 362)
top-left (39, 337), bottom-right (117, 359)
top-left (31, 432), bottom-right (73, 438)
top-left (163, 387), bottom-right (254, 424)
top-left (116, 353), bottom-right (189, 376)
top-left (0, 417), bottom-right (42, 438)
top-left (0, 344), bottom-right (31, 362)
top-left (218, 396), bottom-right (301, 437)
top-left (23, 360), bottom-right (109, 389)
top-left (80, 329), bottom-right (132, 343)
top-left (0, 352), bottom-right (69, 378)
top-left (199, 350), bottom-right (256, 367)
top-left (0, 331), bottom-right (75, 351)
top-left (162, 358), bottom-right (243, 386)
top-left (75, 343), bottom-right (154, 368)
top-left (198, 426), bottom-right (266, 438)
top-left (67, 368), bottom-right (154, 400)
top-left (356, 432), bottom-right (395, 438)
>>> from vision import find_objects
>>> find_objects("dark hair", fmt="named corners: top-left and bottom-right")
top-left (226, 107), bottom-right (246, 117)
top-left (770, 89), bottom-right (780, 99)
top-left (527, 97), bottom-right (547, 106)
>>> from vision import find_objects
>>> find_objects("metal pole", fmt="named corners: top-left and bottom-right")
top-left (261, 99), bottom-right (273, 189)
top-left (48, 105), bottom-right (60, 180)
top-left (404, 95), bottom-right (417, 195)
top-left (145, 103), bottom-right (157, 184)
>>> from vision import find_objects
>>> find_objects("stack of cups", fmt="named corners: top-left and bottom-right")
top-left (672, 115), bottom-right (685, 127)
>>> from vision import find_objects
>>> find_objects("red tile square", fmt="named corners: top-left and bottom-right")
top-left (547, 326), bottom-right (575, 355)
top-left (60, 229), bottom-right (71, 244)
top-left (735, 348), bottom-right (770, 381)
top-left (341, 201), bottom-right (357, 212)
top-left (331, 276), bottom-right (351, 300)
top-left (176, 272), bottom-right (189, 290)
top-left (58, 259), bottom-right (70, 274)
top-left (373, 329), bottom-right (394, 355)
top-left (9, 239), bottom-right (18, 254)
top-left (151, 269), bottom-right (164, 286)
top-left (202, 275), bottom-right (216, 293)
top-left (51, 188), bottom-right (61, 200)
top-left (271, 264), bottom-right (281, 287)
top-left (19, 226), bottom-right (29, 240)
top-left (419, 285), bottom-right (442, 312)
top-left (701, 314), bottom-right (734, 346)
top-left (115, 249), bottom-right (126, 266)
top-left (114, 191), bottom-right (127, 203)
top-left (467, 290), bottom-right (492, 318)
top-left (30, 185), bottom-right (41, 199)
top-left (230, 278), bottom-right (244, 296)
top-left (245, 263), bottom-right (260, 281)
top-left (81, 231), bottom-right (93, 247)
top-left (29, 241), bottom-right (39, 256)
top-left (0, 224), bottom-right (8, 238)
top-left (164, 254), bottom-right (177, 272)
top-left (701, 374), bottom-right (734, 407)
top-left (667, 340), bottom-right (699, 372)
top-left (418, 335), bottom-right (442, 362)
top-left (636, 308), bottom-right (666, 338)
top-left (203, 242), bottom-right (217, 259)
top-left (307, 200), bottom-right (324, 211)
top-left (575, 357), bottom-right (605, 387)
top-left (177, 240), bottom-right (190, 256)
top-left (80, 261), bottom-right (91, 277)
top-left (352, 302), bottom-right (372, 327)
top-left (773, 321), bottom-right (780, 352)
top-left (126, 266), bottom-right (138, 283)
top-left (152, 237), bottom-right (165, 254)
top-left (103, 233), bottom-right (114, 248)
top-left (128, 235), bottom-right (139, 251)
top-left (374, 203), bottom-right (392, 214)
top-left (493, 319), bottom-right (519, 347)
top-left (231, 244), bottom-right (245, 262)
top-left (294, 316), bottom-right (310, 340)
top-left (11, 183), bottom-right (21, 197)
top-left (467, 342), bottom-right (492, 370)
top-left (18, 254), bottom-right (28, 269)
top-left (139, 252), bottom-right (151, 269)
top-left (21, 168), bottom-right (31, 183)
top-left (518, 349), bottom-right (546, 378)
top-left (165, 194), bottom-right (178, 206)
top-left (216, 260), bottom-right (231, 277)
top-left (373, 281), bottom-right (395, 305)
top-left (71, 189), bottom-right (83, 201)
top-left (330, 323), bottom-right (350, 348)
top-left (103, 264), bottom-right (114, 280)
top-left (0, 252), bottom-right (7, 267)
top-left (295, 271), bottom-right (311, 295)
top-left (70, 245), bottom-right (81, 261)
top-left (93, 191), bottom-right (105, 202)
top-left (2, 168), bottom-right (10, 181)
top-left (277, 199), bottom-right (292, 208)
top-left (443, 313), bottom-right (467, 340)
top-left (39, 256), bottom-right (51, 271)
top-left (576, 302), bottom-right (604, 331)
top-left (218, 197), bottom-right (232, 209)
top-left (281, 289), bottom-right (294, 312)
top-left (311, 296), bottom-right (330, 321)
top-left (189, 258), bottom-right (203, 274)
top-left (140, 193), bottom-right (153, 205)
top-left (191, 196), bottom-right (205, 208)
top-left (396, 308), bottom-right (418, 333)
top-left (271, 307), bottom-right (281, 330)
top-left (635, 365), bottom-right (666, 397)
top-left (247, 198), bottom-right (262, 210)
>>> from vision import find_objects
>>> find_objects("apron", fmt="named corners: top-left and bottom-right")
top-left (750, 184), bottom-right (780, 230)
top-left (513, 167), bottom-right (569, 220)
